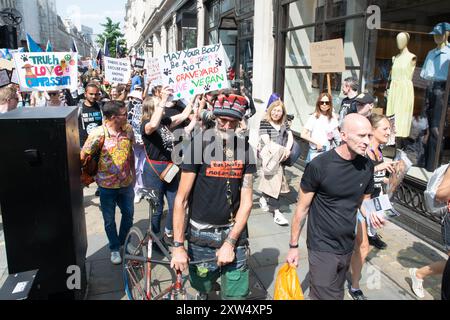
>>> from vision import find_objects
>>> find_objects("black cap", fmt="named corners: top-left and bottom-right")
top-left (355, 93), bottom-right (375, 105)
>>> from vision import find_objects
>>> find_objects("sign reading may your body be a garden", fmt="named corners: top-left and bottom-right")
top-left (13, 52), bottom-right (78, 92)
top-left (160, 43), bottom-right (229, 99)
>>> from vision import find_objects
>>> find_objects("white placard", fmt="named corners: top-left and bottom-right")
top-left (104, 57), bottom-right (132, 84)
top-left (160, 43), bottom-right (229, 100)
top-left (13, 52), bottom-right (78, 92)
top-left (146, 57), bottom-right (162, 88)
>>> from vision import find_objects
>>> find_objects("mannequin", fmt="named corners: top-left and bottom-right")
top-left (386, 32), bottom-right (417, 137)
top-left (420, 22), bottom-right (450, 171)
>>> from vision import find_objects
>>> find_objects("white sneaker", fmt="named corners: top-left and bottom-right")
top-left (259, 197), bottom-right (269, 212)
top-left (111, 251), bottom-right (122, 265)
top-left (274, 210), bottom-right (289, 226)
top-left (409, 268), bottom-right (425, 298)
top-left (134, 193), bottom-right (142, 204)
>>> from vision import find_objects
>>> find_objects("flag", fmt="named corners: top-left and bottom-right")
top-left (71, 39), bottom-right (78, 53)
top-left (115, 38), bottom-right (120, 58)
top-left (103, 39), bottom-right (110, 57)
top-left (0, 48), bottom-right (12, 60)
top-left (46, 40), bottom-right (53, 52)
top-left (96, 48), bottom-right (103, 71)
top-left (26, 33), bottom-right (43, 52)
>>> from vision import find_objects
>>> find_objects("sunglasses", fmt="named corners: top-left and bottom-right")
top-left (320, 101), bottom-right (331, 105)
top-left (49, 92), bottom-right (59, 96)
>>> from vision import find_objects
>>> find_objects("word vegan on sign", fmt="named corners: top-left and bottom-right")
top-left (161, 43), bottom-right (229, 100)
top-left (104, 57), bottom-right (132, 84)
top-left (13, 52), bottom-right (78, 92)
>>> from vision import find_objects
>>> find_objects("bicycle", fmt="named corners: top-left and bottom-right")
top-left (122, 188), bottom-right (214, 300)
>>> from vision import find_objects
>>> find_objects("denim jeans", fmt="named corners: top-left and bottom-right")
top-left (143, 160), bottom-right (179, 235)
top-left (99, 185), bottom-right (134, 252)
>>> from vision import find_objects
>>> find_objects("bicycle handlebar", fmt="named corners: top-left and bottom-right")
top-left (124, 254), bottom-right (216, 266)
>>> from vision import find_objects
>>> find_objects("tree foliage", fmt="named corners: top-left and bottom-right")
top-left (95, 17), bottom-right (127, 57)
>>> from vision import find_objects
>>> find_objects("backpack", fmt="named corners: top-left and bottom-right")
top-left (424, 163), bottom-right (449, 217)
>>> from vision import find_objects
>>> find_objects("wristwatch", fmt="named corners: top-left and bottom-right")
top-left (173, 241), bottom-right (185, 248)
top-left (289, 243), bottom-right (299, 249)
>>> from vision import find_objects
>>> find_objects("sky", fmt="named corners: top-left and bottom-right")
top-left (55, 0), bottom-right (126, 40)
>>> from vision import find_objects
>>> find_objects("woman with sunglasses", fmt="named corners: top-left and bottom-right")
top-left (301, 93), bottom-right (340, 163)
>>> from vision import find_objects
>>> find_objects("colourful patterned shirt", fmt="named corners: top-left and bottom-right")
top-left (82, 124), bottom-right (135, 189)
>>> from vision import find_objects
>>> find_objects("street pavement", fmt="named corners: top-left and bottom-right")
top-left (0, 164), bottom-right (447, 300)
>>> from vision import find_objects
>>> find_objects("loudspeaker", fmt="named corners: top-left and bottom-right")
top-left (0, 107), bottom-right (87, 300)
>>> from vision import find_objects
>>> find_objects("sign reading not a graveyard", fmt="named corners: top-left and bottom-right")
top-left (104, 57), bottom-right (132, 84)
top-left (310, 39), bottom-right (346, 74)
top-left (160, 43), bottom-right (229, 100)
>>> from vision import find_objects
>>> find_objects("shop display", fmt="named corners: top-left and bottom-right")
top-left (386, 32), bottom-right (417, 138)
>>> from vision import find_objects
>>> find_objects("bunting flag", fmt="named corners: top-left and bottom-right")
top-left (0, 48), bottom-right (12, 60)
top-left (46, 40), bottom-right (53, 52)
top-left (26, 33), bottom-right (43, 52)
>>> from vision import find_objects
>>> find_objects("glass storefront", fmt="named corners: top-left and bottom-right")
top-left (205, 0), bottom-right (255, 94)
top-left (276, 0), bottom-right (450, 173)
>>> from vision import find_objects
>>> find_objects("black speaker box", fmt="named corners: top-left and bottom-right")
top-left (0, 107), bottom-right (87, 300)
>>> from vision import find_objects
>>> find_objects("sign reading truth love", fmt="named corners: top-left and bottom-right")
top-left (160, 43), bottom-right (229, 100)
top-left (13, 52), bottom-right (78, 92)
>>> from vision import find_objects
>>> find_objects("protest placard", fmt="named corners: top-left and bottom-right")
top-left (104, 57), bottom-right (132, 84)
top-left (146, 57), bottom-right (162, 88)
top-left (160, 43), bottom-right (229, 100)
top-left (310, 39), bottom-right (345, 74)
top-left (13, 52), bottom-right (78, 92)
top-left (134, 58), bottom-right (145, 69)
top-left (0, 69), bottom-right (10, 87)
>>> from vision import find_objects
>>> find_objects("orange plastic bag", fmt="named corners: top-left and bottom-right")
top-left (274, 263), bottom-right (304, 300)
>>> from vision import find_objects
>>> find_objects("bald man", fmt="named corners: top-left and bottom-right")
top-left (286, 114), bottom-right (384, 300)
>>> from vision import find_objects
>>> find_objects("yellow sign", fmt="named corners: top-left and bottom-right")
top-left (310, 39), bottom-right (345, 73)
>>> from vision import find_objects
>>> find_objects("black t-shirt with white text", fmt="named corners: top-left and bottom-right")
top-left (301, 149), bottom-right (374, 254)
top-left (79, 102), bottom-right (103, 147)
top-left (182, 135), bottom-right (257, 226)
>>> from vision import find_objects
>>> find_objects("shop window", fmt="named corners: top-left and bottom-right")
top-left (363, 0), bottom-right (450, 171)
top-left (182, 27), bottom-right (197, 50)
top-left (325, 0), bottom-right (367, 18)
top-left (325, 19), bottom-right (365, 68)
top-left (288, 0), bottom-right (318, 29)
top-left (238, 37), bottom-right (253, 92)
top-left (221, 0), bottom-right (234, 13)
top-left (285, 27), bottom-right (318, 67)
top-left (235, 0), bottom-right (254, 17)
top-left (208, 0), bottom-right (220, 29)
top-left (209, 30), bottom-right (218, 44)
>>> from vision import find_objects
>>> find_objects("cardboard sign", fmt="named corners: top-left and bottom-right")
top-left (134, 58), bottom-right (145, 69)
top-left (160, 43), bottom-right (229, 100)
top-left (146, 57), bottom-right (162, 88)
top-left (310, 39), bottom-right (346, 73)
top-left (104, 57), bottom-right (132, 84)
top-left (13, 52), bottom-right (78, 92)
top-left (0, 69), bottom-right (10, 87)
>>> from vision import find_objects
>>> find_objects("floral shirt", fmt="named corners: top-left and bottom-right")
top-left (82, 124), bottom-right (135, 189)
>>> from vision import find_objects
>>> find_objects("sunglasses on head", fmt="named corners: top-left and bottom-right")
top-left (49, 92), bottom-right (59, 96)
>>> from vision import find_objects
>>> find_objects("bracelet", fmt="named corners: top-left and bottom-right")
top-left (289, 243), bottom-right (299, 249)
top-left (225, 237), bottom-right (237, 247)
